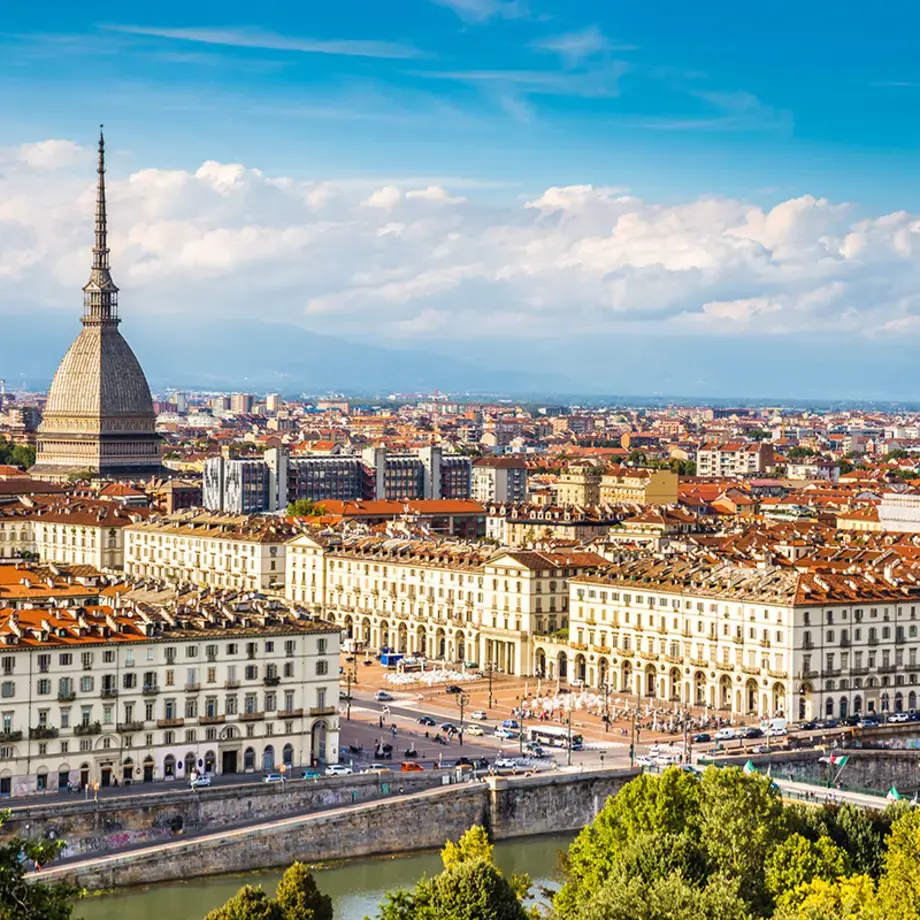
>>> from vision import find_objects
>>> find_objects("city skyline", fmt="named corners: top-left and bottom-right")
top-left (4, 2), bottom-right (920, 398)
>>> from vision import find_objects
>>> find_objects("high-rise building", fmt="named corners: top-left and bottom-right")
top-left (230, 393), bottom-right (254, 415)
top-left (32, 130), bottom-right (161, 481)
top-left (471, 457), bottom-right (528, 503)
top-left (173, 391), bottom-right (187, 413)
top-left (265, 393), bottom-right (282, 413)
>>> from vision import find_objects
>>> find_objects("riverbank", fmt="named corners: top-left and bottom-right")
top-left (73, 833), bottom-right (576, 920)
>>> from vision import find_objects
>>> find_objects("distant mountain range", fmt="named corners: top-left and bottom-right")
top-left (0, 312), bottom-right (569, 397)
top-left (6, 310), bottom-right (920, 404)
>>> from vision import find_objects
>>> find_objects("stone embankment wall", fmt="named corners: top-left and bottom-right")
top-left (2, 772), bottom-right (440, 861)
top-left (38, 768), bottom-right (637, 891)
top-left (709, 749), bottom-right (920, 795)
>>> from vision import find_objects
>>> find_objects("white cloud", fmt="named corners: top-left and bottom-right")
top-left (17, 140), bottom-right (84, 170)
top-left (4, 140), bottom-right (920, 343)
top-left (533, 26), bottom-right (635, 66)
top-left (429, 0), bottom-right (529, 22)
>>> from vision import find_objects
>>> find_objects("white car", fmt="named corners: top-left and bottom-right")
top-left (889, 712), bottom-right (910, 723)
top-left (375, 690), bottom-right (394, 702)
top-left (494, 757), bottom-right (519, 769)
top-left (714, 727), bottom-right (737, 741)
top-left (766, 726), bottom-right (788, 737)
top-left (494, 727), bottom-right (517, 739)
top-left (263, 773), bottom-right (285, 783)
top-left (362, 763), bottom-right (389, 773)
top-left (636, 755), bottom-right (655, 767)
top-left (465, 725), bottom-right (485, 736)
top-left (325, 764), bottom-right (354, 776)
top-left (190, 774), bottom-right (212, 788)
top-left (470, 710), bottom-right (488, 720)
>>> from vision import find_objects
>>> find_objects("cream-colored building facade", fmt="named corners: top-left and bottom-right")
top-left (530, 559), bottom-right (920, 722)
top-left (125, 513), bottom-right (293, 592)
top-left (0, 593), bottom-right (340, 798)
top-left (285, 534), bottom-right (604, 675)
top-left (599, 468), bottom-right (678, 506)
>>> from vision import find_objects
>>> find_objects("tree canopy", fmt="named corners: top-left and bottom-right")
top-left (0, 440), bottom-right (35, 471)
top-left (287, 499), bottom-right (327, 517)
top-left (0, 809), bottom-right (75, 920)
top-left (204, 863), bottom-right (331, 920)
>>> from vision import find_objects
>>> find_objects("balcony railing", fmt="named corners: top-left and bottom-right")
top-left (142, 685), bottom-right (159, 696)
top-left (117, 721), bottom-right (144, 733)
top-left (185, 683), bottom-right (201, 692)
top-left (199, 715), bottom-right (226, 725)
top-left (156, 718), bottom-right (185, 729)
top-left (101, 688), bottom-right (119, 699)
top-left (225, 680), bottom-right (240, 689)
top-left (309, 706), bottom-right (337, 717)
top-left (57, 690), bottom-right (76, 702)
top-left (263, 676), bottom-right (281, 687)
top-left (74, 722), bottom-right (102, 736)
top-left (29, 726), bottom-right (58, 740)
top-left (0, 730), bottom-right (23, 743)
top-left (240, 711), bottom-right (265, 722)
top-left (277, 708), bottom-right (303, 719)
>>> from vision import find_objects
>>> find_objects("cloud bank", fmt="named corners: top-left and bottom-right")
top-left (2, 139), bottom-right (920, 347)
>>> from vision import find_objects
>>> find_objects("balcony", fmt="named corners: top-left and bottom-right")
top-left (101, 688), bottom-right (119, 699)
top-left (225, 680), bottom-right (240, 689)
top-left (868, 637), bottom-right (879, 646)
top-left (309, 706), bottom-right (337, 717)
top-left (142, 685), bottom-right (159, 696)
top-left (263, 676), bottom-right (281, 687)
top-left (731, 636), bottom-right (744, 645)
top-left (29, 726), bottom-right (59, 740)
top-left (759, 639), bottom-right (772, 648)
top-left (156, 718), bottom-right (185, 729)
top-left (690, 658), bottom-right (708, 668)
top-left (199, 714), bottom-right (226, 725)
top-left (185, 683), bottom-right (201, 692)
top-left (57, 690), bottom-right (76, 702)
top-left (851, 667), bottom-right (870, 675)
top-left (240, 711), bottom-right (264, 722)
top-left (0, 730), bottom-right (23, 743)
top-left (117, 721), bottom-right (144, 733)
top-left (74, 721), bottom-right (102, 736)
top-left (822, 668), bottom-right (842, 678)
top-left (277, 708), bottom-right (303, 719)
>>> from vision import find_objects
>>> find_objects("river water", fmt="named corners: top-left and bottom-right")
top-left (73, 834), bottom-right (574, 920)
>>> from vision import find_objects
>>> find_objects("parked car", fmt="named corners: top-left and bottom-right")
top-left (466, 725), bottom-right (485, 736)
top-left (909, 711), bottom-right (920, 722)
top-left (800, 720), bottom-right (818, 731)
top-left (375, 690), bottom-right (394, 702)
top-left (263, 773), bottom-right (285, 783)
top-left (417, 715), bottom-right (437, 726)
top-left (325, 764), bottom-right (353, 776)
top-left (494, 757), bottom-right (519, 769)
top-left (714, 727), bottom-right (737, 741)
top-left (889, 712), bottom-right (910, 723)
top-left (692, 733), bottom-right (711, 743)
top-left (858, 717), bottom-right (880, 728)
top-left (400, 761), bottom-right (425, 772)
top-left (818, 718), bottom-right (838, 729)
top-left (470, 710), bottom-right (488, 720)
top-left (766, 726), bottom-right (788, 737)
top-left (300, 769), bottom-right (321, 780)
top-left (190, 774), bottom-right (212, 788)
top-left (445, 685), bottom-right (463, 694)
top-left (739, 727), bottom-right (763, 739)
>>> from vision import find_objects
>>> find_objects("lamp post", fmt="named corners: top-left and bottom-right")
top-left (487, 661), bottom-right (494, 710)
top-left (345, 660), bottom-right (357, 721)
top-left (566, 707), bottom-right (573, 767)
top-left (602, 681), bottom-right (610, 733)
top-left (458, 692), bottom-right (469, 747)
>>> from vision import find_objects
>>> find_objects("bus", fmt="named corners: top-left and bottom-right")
top-left (527, 725), bottom-right (584, 751)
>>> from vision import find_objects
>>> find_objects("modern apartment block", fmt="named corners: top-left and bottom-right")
top-left (471, 457), bottom-right (528, 503)
top-left (696, 442), bottom-right (774, 478)
top-left (203, 446), bottom-right (472, 513)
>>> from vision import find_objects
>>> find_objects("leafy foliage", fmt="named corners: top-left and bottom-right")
top-left (0, 808), bottom-right (75, 920)
top-left (0, 440), bottom-right (35, 470)
top-left (287, 499), bottom-right (327, 517)
top-left (204, 864), bottom-right (331, 920)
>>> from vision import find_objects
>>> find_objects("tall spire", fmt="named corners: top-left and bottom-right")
top-left (82, 125), bottom-right (120, 326)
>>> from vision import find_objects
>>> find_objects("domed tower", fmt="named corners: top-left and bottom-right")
top-left (31, 128), bottom-right (162, 481)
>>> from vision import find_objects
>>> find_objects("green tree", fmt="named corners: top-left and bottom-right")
top-left (748, 429), bottom-right (770, 441)
top-left (276, 863), bottom-right (333, 920)
top-left (287, 500), bottom-right (327, 517)
top-left (441, 825), bottom-right (493, 869)
top-left (626, 449), bottom-right (648, 465)
top-left (0, 809), bottom-right (75, 920)
top-left (787, 446), bottom-right (817, 459)
top-left (829, 805), bottom-right (886, 878)
top-left (765, 834), bottom-right (850, 907)
top-left (772, 875), bottom-right (877, 920)
top-left (696, 768), bottom-right (785, 906)
top-left (876, 808), bottom-right (920, 920)
top-left (577, 871), bottom-right (752, 920)
top-left (204, 886), bottom-right (285, 920)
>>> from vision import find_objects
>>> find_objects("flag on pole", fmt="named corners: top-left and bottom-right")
top-left (888, 785), bottom-right (903, 802)
top-left (829, 753), bottom-right (849, 768)
top-left (743, 760), bottom-right (757, 775)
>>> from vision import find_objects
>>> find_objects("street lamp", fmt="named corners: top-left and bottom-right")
top-left (601, 682), bottom-right (610, 733)
top-left (344, 660), bottom-right (358, 721)
top-left (487, 661), bottom-right (494, 710)
top-left (566, 708), bottom-right (573, 767)
top-left (457, 692), bottom-right (469, 747)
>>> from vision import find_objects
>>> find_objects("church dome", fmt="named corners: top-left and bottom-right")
top-left (42, 323), bottom-right (155, 425)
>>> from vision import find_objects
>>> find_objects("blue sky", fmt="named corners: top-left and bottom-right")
top-left (3, 0), bottom-right (920, 209)
top-left (4, 1), bottom-right (920, 398)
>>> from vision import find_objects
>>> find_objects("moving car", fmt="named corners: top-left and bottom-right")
top-left (375, 690), bottom-right (394, 702)
top-left (889, 712), bottom-right (910, 723)
top-left (300, 769), bottom-right (321, 780)
top-left (400, 761), bottom-right (425, 772)
top-left (470, 710), bottom-right (488, 720)
top-left (417, 715), bottom-right (437, 726)
top-left (362, 763), bottom-right (390, 773)
top-left (494, 757), bottom-right (519, 769)
top-left (440, 722), bottom-right (459, 733)
top-left (325, 764), bottom-right (353, 776)
top-left (263, 773), bottom-right (285, 783)
top-left (714, 727), bottom-right (737, 741)
top-left (465, 725), bottom-right (485, 736)
top-left (858, 717), bottom-right (880, 728)
top-left (190, 774), bottom-right (212, 788)
top-left (445, 685), bottom-right (463, 694)
top-left (522, 743), bottom-right (546, 758)
top-left (494, 727), bottom-right (517, 739)
top-left (501, 719), bottom-right (520, 729)
top-left (692, 733), bottom-right (711, 743)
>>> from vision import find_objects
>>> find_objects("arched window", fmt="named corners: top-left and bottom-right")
top-left (282, 744), bottom-right (294, 767)
top-left (164, 754), bottom-right (176, 778)
top-left (244, 747), bottom-right (255, 771)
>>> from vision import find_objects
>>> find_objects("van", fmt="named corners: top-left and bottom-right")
top-left (714, 727), bottom-right (737, 741)
top-left (400, 761), bottom-right (425, 772)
